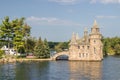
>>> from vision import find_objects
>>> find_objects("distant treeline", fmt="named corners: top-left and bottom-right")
top-left (48, 37), bottom-right (120, 56)
top-left (102, 37), bottom-right (120, 55)
top-left (48, 41), bottom-right (69, 52)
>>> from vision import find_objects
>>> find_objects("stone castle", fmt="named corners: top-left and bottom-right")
top-left (52, 20), bottom-right (103, 61)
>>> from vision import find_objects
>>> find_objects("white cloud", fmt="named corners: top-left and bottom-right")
top-left (90, 0), bottom-right (120, 4)
top-left (96, 15), bottom-right (119, 19)
top-left (49, 0), bottom-right (120, 4)
top-left (26, 16), bottom-right (81, 26)
top-left (48, 0), bottom-right (79, 5)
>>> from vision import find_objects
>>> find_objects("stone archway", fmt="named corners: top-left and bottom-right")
top-left (51, 51), bottom-right (69, 60)
top-left (56, 54), bottom-right (69, 60)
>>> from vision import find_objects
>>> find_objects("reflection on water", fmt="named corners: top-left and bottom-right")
top-left (15, 61), bottom-right (50, 80)
top-left (69, 61), bottom-right (102, 80)
top-left (0, 63), bottom-right (16, 80)
top-left (0, 56), bottom-right (120, 80)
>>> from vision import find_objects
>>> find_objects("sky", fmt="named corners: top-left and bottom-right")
top-left (0, 0), bottom-right (120, 42)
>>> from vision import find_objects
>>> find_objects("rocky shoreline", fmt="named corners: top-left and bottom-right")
top-left (0, 58), bottom-right (51, 63)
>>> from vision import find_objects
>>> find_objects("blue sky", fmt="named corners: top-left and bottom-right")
top-left (0, 0), bottom-right (120, 41)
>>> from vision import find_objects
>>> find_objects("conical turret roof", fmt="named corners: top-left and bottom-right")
top-left (93, 20), bottom-right (98, 28)
top-left (76, 33), bottom-right (79, 40)
top-left (69, 32), bottom-right (78, 45)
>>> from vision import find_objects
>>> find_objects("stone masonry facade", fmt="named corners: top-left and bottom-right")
top-left (52, 20), bottom-right (103, 61)
top-left (68, 20), bottom-right (103, 61)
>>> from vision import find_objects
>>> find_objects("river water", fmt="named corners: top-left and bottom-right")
top-left (0, 56), bottom-right (120, 80)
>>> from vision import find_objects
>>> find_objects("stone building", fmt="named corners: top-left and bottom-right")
top-left (52, 20), bottom-right (103, 61)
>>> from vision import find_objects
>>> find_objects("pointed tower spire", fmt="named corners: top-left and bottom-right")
top-left (93, 20), bottom-right (98, 28)
top-left (84, 27), bottom-right (88, 36)
top-left (76, 33), bottom-right (79, 40)
top-left (69, 32), bottom-right (77, 45)
top-left (90, 20), bottom-right (100, 34)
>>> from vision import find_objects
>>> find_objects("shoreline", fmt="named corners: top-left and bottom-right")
top-left (0, 58), bottom-right (52, 63)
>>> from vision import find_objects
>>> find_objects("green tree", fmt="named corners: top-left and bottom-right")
top-left (54, 42), bottom-right (69, 52)
top-left (0, 16), bottom-right (13, 53)
top-left (114, 44), bottom-right (120, 55)
top-left (102, 37), bottom-right (120, 55)
top-left (12, 18), bottom-right (25, 54)
top-left (43, 39), bottom-right (50, 58)
top-left (24, 37), bottom-right (36, 53)
top-left (34, 37), bottom-right (45, 58)
top-left (0, 50), bottom-right (4, 59)
top-left (0, 16), bottom-right (31, 55)
top-left (34, 37), bottom-right (50, 58)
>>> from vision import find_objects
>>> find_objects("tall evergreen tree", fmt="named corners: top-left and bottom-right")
top-left (0, 16), bottom-right (13, 53)
top-left (34, 37), bottom-right (45, 58)
top-left (44, 39), bottom-right (50, 58)
top-left (34, 37), bottom-right (50, 58)
top-left (24, 37), bottom-right (36, 53)
top-left (0, 16), bottom-right (31, 54)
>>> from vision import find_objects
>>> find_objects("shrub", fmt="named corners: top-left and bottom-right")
top-left (0, 50), bottom-right (4, 59)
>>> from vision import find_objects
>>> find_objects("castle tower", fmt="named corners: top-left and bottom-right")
top-left (69, 32), bottom-right (77, 45)
top-left (69, 32), bottom-right (78, 50)
top-left (89, 20), bottom-right (103, 60)
top-left (84, 27), bottom-right (89, 44)
top-left (76, 33), bottom-right (79, 40)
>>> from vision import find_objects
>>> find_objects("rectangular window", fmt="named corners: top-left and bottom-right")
top-left (82, 46), bottom-right (84, 49)
top-left (94, 40), bottom-right (96, 43)
top-left (79, 53), bottom-right (81, 57)
top-left (94, 47), bottom-right (96, 54)
top-left (87, 46), bottom-right (89, 49)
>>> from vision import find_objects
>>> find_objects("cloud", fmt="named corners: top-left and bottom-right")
top-left (49, 0), bottom-right (120, 4)
top-left (96, 15), bottom-right (119, 19)
top-left (26, 16), bottom-right (81, 26)
top-left (90, 0), bottom-right (120, 4)
top-left (48, 0), bottom-right (79, 5)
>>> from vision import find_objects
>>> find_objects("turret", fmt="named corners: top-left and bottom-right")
top-left (76, 33), bottom-right (79, 40)
top-left (89, 20), bottom-right (103, 60)
top-left (69, 32), bottom-right (78, 51)
top-left (83, 27), bottom-right (89, 44)
top-left (69, 32), bottom-right (77, 45)
top-left (90, 20), bottom-right (102, 39)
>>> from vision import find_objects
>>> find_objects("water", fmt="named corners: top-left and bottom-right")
top-left (0, 56), bottom-right (120, 80)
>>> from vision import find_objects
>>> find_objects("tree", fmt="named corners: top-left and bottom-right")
top-left (34, 37), bottom-right (50, 58)
top-left (12, 18), bottom-right (25, 54)
top-left (43, 39), bottom-right (50, 58)
top-left (114, 44), bottom-right (120, 55)
top-left (34, 37), bottom-right (45, 58)
top-left (24, 37), bottom-right (36, 53)
top-left (54, 42), bottom-right (69, 52)
top-left (102, 37), bottom-right (120, 55)
top-left (0, 16), bottom-right (31, 55)
top-left (0, 50), bottom-right (4, 59)
top-left (0, 16), bottom-right (13, 53)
